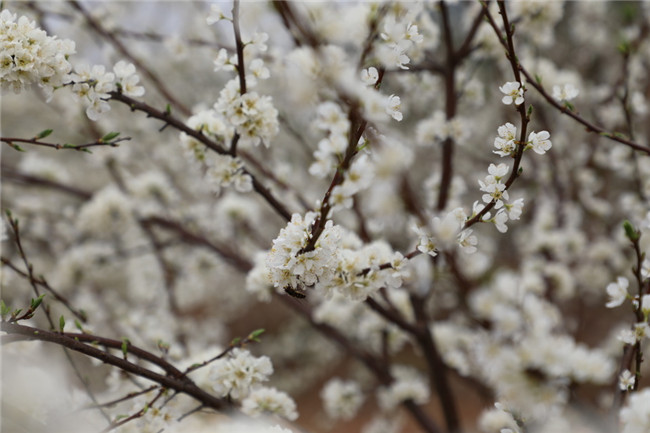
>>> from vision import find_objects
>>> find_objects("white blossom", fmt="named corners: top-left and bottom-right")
top-left (321, 378), bottom-right (365, 421)
top-left (499, 81), bottom-right (524, 105)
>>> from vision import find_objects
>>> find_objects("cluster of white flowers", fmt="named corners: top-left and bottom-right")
top-left (465, 273), bottom-right (616, 420)
top-left (309, 101), bottom-right (351, 178)
top-left (472, 163), bottom-right (525, 233)
top-left (377, 365), bottom-right (430, 410)
top-left (206, 153), bottom-right (252, 194)
top-left (241, 386), bottom-right (298, 421)
top-left (413, 207), bottom-right (477, 257)
top-left (255, 212), bottom-right (406, 301)
top-left (416, 110), bottom-right (471, 146)
top-left (0, 9), bottom-right (75, 99)
top-left (377, 15), bottom-right (424, 70)
top-left (214, 78), bottom-right (279, 147)
top-left (621, 387), bottom-right (650, 433)
top-left (178, 109), bottom-right (252, 194)
top-left (320, 378), bottom-right (365, 421)
top-left (494, 123), bottom-right (555, 158)
top-left (210, 348), bottom-right (273, 400)
top-left (265, 211), bottom-right (342, 294)
top-left (605, 276), bottom-right (650, 345)
top-left (69, 60), bottom-right (144, 120)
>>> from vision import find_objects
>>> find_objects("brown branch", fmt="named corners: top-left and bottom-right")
top-left (1, 136), bottom-right (129, 152)
top-left (0, 322), bottom-right (227, 411)
top-left (107, 91), bottom-right (292, 221)
top-left (1, 165), bottom-right (92, 200)
top-left (276, 294), bottom-right (442, 433)
top-left (141, 216), bottom-right (253, 273)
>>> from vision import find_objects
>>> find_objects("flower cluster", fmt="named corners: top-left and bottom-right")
top-left (214, 78), bottom-right (279, 147)
top-left (320, 378), bottom-right (365, 421)
top-left (256, 212), bottom-right (406, 301)
top-left (210, 348), bottom-right (273, 400)
top-left (414, 207), bottom-right (477, 257)
top-left (0, 10), bottom-right (75, 99)
top-left (377, 365), bottom-right (430, 410)
top-left (309, 101), bottom-right (351, 178)
top-left (69, 60), bottom-right (144, 120)
top-left (416, 110), bottom-right (471, 146)
top-left (241, 386), bottom-right (298, 421)
top-left (377, 15), bottom-right (424, 70)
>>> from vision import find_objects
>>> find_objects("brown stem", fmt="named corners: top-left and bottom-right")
top-left (1, 322), bottom-right (227, 410)
top-left (107, 91), bottom-right (292, 221)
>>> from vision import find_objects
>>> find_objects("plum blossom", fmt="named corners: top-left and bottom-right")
top-left (494, 122), bottom-right (518, 157)
top-left (605, 276), bottom-right (629, 308)
top-left (113, 61), bottom-right (144, 97)
top-left (361, 67), bottom-right (379, 85)
top-left (552, 83), bottom-right (579, 101)
top-left (499, 81), bottom-right (524, 105)
top-left (528, 130), bottom-right (552, 155)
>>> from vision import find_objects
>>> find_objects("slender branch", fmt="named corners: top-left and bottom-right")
top-left (0, 322), bottom-right (228, 411)
top-left (1, 165), bottom-right (92, 199)
top-left (141, 216), bottom-right (253, 273)
top-left (478, 1), bottom-right (650, 156)
top-left (106, 91), bottom-right (292, 221)
top-left (1, 135), bottom-right (129, 152)
top-left (277, 294), bottom-right (442, 433)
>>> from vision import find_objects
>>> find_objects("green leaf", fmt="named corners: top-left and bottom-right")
top-left (248, 328), bottom-right (265, 342)
top-left (101, 132), bottom-right (120, 142)
top-left (623, 220), bottom-right (641, 242)
top-left (535, 74), bottom-right (542, 84)
top-left (59, 315), bottom-right (65, 332)
top-left (30, 294), bottom-right (45, 310)
top-left (121, 337), bottom-right (130, 357)
top-left (74, 319), bottom-right (84, 332)
top-left (1, 300), bottom-right (10, 320)
top-left (230, 336), bottom-right (241, 346)
top-left (36, 129), bottom-right (53, 139)
top-left (165, 104), bottom-right (172, 115)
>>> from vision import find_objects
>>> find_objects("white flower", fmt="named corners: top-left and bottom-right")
top-left (361, 67), bottom-right (379, 85)
top-left (499, 81), bottom-right (524, 105)
top-left (113, 61), bottom-right (144, 97)
top-left (321, 378), bottom-right (365, 421)
top-left (621, 387), bottom-right (650, 433)
top-left (386, 94), bottom-right (403, 121)
top-left (552, 83), bottom-right (579, 101)
top-left (241, 387), bottom-right (298, 421)
top-left (528, 130), bottom-right (552, 155)
top-left (206, 4), bottom-right (227, 24)
top-left (642, 294), bottom-right (650, 317)
top-left (494, 122), bottom-right (518, 157)
top-left (494, 209), bottom-right (509, 233)
top-left (619, 369), bottom-right (636, 391)
top-left (605, 276), bottom-right (629, 308)
top-left (377, 366), bottom-right (429, 410)
top-left (210, 349), bottom-right (273, 400)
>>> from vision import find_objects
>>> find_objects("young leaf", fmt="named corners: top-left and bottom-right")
top-left (30, 294), bottom-right (46, 310)
top-left (36, 129), bottom-right (53, 139)
top-left (248, 328), bottom-right (265, 342)
top-left (1, 300), bottom-right (10, 320)
top-left (623, 220), bottom-right (641, 242)
top-left (101, 132), bottom-right (121, 142)
top-left (59, 315), bottom-right (65, 332)
top-left (121, 338), bottom-right (130, 357)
